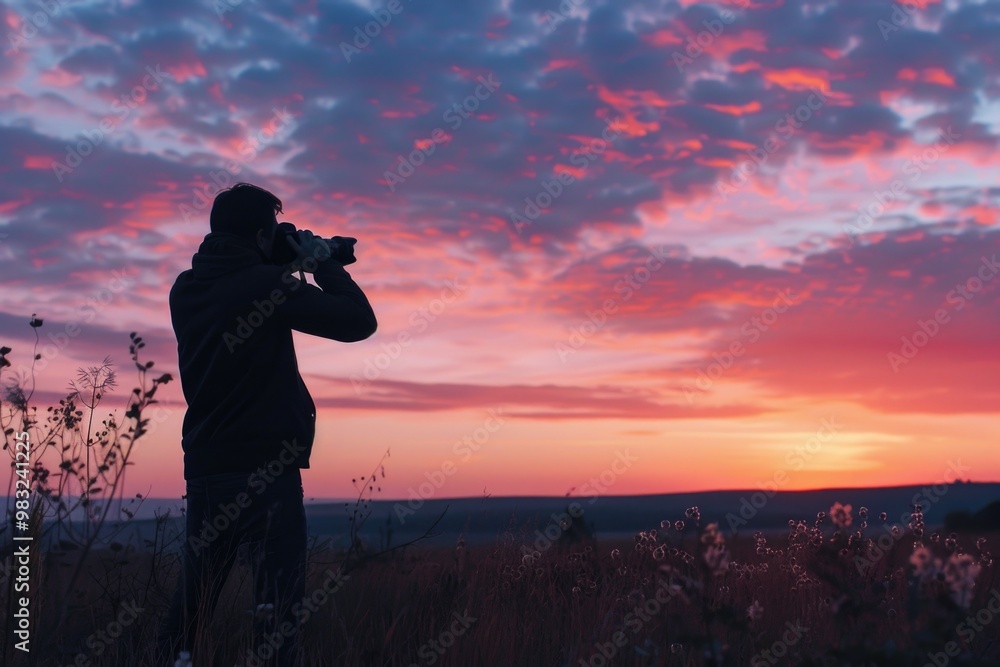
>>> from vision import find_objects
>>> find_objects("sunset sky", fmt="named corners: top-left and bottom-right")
top-left (1, 0), bottom-right (998, 503)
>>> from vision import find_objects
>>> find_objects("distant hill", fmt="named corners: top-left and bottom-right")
top-left (314, 481), bottom-right (999, 548)
top-left (944, 498), bottom-right (1000, 531)
top-left (25, 481), bottom-right (996, 551)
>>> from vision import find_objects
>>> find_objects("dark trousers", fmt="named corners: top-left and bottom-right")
top-left (155, 468), bottom-right (307, 667)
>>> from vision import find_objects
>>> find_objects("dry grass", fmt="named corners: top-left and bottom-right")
top-left (2, 333), bottom-right (998, 666)
top-left (1, 514), bottom-right (998, 666)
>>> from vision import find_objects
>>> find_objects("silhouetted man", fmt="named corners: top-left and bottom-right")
top-left (157, 182), bottom-right (377, 666)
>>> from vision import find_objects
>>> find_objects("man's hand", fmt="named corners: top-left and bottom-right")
top-left (286, 229), bottom-right (331, 273)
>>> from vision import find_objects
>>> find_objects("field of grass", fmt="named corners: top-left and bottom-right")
top-left (1, 504), bottom-right (999, 666)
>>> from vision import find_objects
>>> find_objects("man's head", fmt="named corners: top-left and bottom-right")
top-left (210, 182), bottom-right (282, 261)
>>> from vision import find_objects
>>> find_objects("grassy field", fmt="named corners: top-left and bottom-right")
top-left (2, 507), bottom-right (998, 666)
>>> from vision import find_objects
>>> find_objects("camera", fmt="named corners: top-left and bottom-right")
top-left (271, 221), bottom-right (357, 266)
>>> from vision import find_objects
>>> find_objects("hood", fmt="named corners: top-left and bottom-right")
top-left (191, 231), bottom-right (270, 279)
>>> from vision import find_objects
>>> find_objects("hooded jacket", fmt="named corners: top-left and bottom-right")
top-left (168, 231), bottom-right (377, 480)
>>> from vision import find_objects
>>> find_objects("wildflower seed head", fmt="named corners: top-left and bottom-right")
top-left (828, 502), bottom-right (853, 530)
top-left (700, 523), bottom-right (724, 546)
top-left (944, 552), bottom-right (981, 610)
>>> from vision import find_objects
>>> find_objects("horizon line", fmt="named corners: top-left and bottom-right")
top-left (312, 478), bottom-right (997, 502)
top-left (8, 479), bottom-right (994, 506)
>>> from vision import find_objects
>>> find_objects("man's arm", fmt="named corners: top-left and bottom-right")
top-left (273, 260), bottom-right (377, 342)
